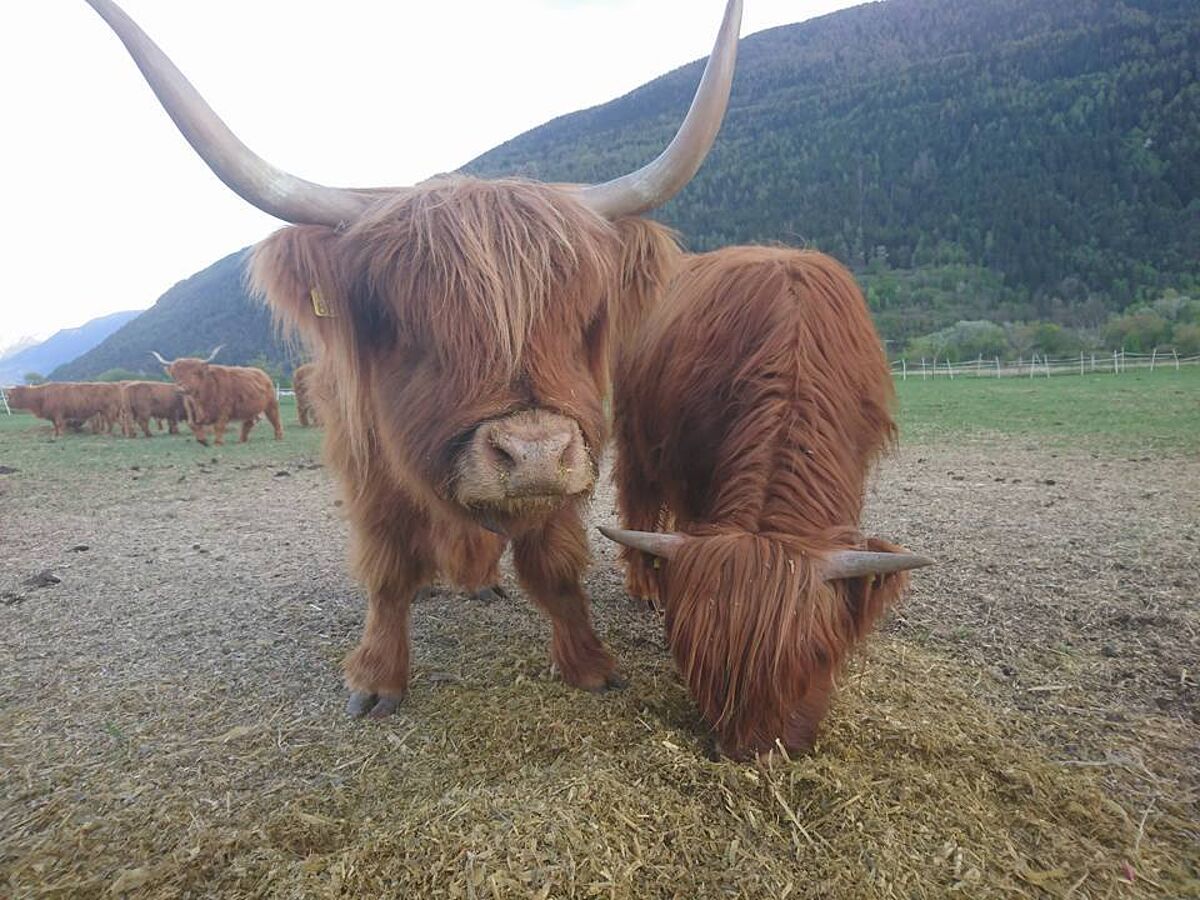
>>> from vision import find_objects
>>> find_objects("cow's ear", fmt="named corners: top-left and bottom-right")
top-left (249, 226), bottom-right (347, 347)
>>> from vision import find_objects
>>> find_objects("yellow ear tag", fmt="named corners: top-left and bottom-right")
top-left (310, 288), bottom-right (335, 318)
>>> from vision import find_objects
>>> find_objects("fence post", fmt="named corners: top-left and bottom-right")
top-left (1079, 351), bottom-right (1084, 376)
top-left (995, 356), bottom-right (1001, 378)
top-left (1121, 349), bottom-right (1127, 373)
top-left (901, 358), bottom-right (907, 381)
top-left (1174, 349), bottom-right (1180, 371)
top-left (1113, 350), bottom-right (1119, 374)
top-left (1046, 354), bottom-right (1051, 378)
top-left (1091, 353), bottom-right (1096, 373)
top-left (1150, 348), bottom-right (1157, 372)
top-left (921, 357), bottom-right (927, 381)
top-left (1029, 353), bottom-right (1037, 378)
top-left (947, 359), bottom-right (954, 379)
top-left (0, 389), bottom-right (9, 416)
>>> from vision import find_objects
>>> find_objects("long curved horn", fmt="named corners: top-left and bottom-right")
top-left (577, 0), bottom-right (743, 218)
top-left (204, 345), bottom-right (223, 363)
top-left (149, 350), bottom-right (173, 366)
top-left (821, 550), bottom-right (934, 582)
top-left (598, 526), bottom-right (685, 559)
top-left (83, 0), bottom-right (385, 227)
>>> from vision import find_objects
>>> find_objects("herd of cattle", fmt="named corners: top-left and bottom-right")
top-left (5, 359), bottom-right (318, 444)
top-left (61, 0), bottom-right (934, 760)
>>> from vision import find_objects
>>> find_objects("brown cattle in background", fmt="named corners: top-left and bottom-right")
top-left (6, 382), bottom-right (124, 437)
top-left (87, 0), bottom-right (737, 721)
top-left (606, 247), bottom-right (931, 759)
top-left (292, 363), bottom-right (319, 427)
top-left (151, 349), bottom-right (283, 447)
top-left (120, 380), bottom-right (187, 437)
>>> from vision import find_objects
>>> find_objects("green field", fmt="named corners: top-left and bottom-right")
top-left (2, 370), bottom-right (1197, 475)
top-left (0, 396), bottom-right (323, 475)
top-left (896, 368), bottom-right (1200, 452)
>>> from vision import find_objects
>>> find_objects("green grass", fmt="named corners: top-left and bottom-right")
top-left (895, 367), bottom-right (1200, 452)
top-left (3, 370), bottom-right (1197, 476)
top-left (0, 396), bottom-right (323, 475)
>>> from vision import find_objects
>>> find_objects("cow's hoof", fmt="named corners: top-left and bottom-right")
top-left (605, 671), bottom-right (629, 691)
top-left (586, 671), bottom-right (628, 693)
top-left (345, 690), bottom-right (404, 719)
top-left (472, 585), bottom-right (507, 604)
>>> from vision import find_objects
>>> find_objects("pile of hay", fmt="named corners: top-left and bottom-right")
top-left (3, 611), bottom-right (1195, 898)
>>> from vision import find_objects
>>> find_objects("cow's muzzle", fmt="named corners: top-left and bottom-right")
top-left (453, 410), bottom-right (594, 515)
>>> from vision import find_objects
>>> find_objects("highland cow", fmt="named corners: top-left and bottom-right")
top-left (292, 363), bottom-right (319, 428)
top-left (151, 348), bottom-right (283, 446)
top-left (120, 380), bottom-right (187, 437)
top-left (604, 247), bottom-right (932, 759)
top-left (85, 0), bottom-right (738, 717)
top-left (7, 382), bottom-right (124, 437)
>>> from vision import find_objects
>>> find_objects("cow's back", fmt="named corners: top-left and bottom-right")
top-left (617, 246), bottom-right (895, 530)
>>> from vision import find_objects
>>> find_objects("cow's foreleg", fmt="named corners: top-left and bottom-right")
top-left (343, 578), bottom-right (421, 719)
top-left (513, 508), bottom-right (623, 692)
top-left (343, 499), bottom-right (434, 719)
top-left (213, 417), bottom-right (229, 445)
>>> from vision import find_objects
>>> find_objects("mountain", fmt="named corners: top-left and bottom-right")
top-left (51, 0), bottom-right (1198, 375)
top-left (50, 249), bottom-right (299, 381)
top-left (0, 310), bottom-right (142, 386)
top-left (0, 337), bottom-right (41, 362)
top-left (467, 0), bottom-right (1198, 327)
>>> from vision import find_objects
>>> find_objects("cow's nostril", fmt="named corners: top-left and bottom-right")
top-left (490, 440), bottom-right (517, 471)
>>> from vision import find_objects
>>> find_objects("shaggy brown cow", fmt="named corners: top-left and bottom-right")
top-left (604, 247), bottom-right (932, 759)
top-left (291, 363), bottom-right (319, 428)
top-left (151, 348), bottom-right (284, 446)
top-left (85, 0), bottom-right (738, 717)
top-left (7, 382), bottom-right (124, 437)
top-left (120, 380), bottom-right (187, 437)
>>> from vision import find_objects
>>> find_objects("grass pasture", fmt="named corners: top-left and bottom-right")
top-left (896, 367), bottom-right (1200, 451)
top-left (1, 376), bottom-right (1197, 898)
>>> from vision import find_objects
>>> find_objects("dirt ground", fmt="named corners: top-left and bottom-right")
top-left (1, 426), bottom-right (1197, 897)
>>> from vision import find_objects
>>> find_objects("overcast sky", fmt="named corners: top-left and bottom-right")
top-left (1, 0), bottom-right (862, 352)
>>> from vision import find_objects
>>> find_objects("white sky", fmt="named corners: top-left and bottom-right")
top-left (1, 0), bottom-right (861, 351)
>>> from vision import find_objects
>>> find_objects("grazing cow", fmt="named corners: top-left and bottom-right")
top-left (604, 247), bottom-right (932, 759)
top-left (150, 348), bottom-right (284, 446)
top-left (292, 363), bottom-right (319, 428)
top-left (6, 382), bottom-right (124, 437)
top-left (84, 0), bottom-right (736, 717)
top-left (120, 380), bottom-right (187, 437)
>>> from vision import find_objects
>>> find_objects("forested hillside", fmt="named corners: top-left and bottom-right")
top-left (469, 0), bottom-right (1198, 341)
top-left (51, 250), bottom-right (297, 381)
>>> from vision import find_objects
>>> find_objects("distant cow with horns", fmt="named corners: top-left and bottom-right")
top-left (86, 0), bottom-right (737, 717)
top-left (604, 247), bottom-right (932, 759)
top-left (151, 347), bottom-right (283, 446)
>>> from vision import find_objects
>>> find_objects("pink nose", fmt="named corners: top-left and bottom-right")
top-left (483, 417), bottom-right (579, 495)
top-left (454, 409), bottom-right (594, 510)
